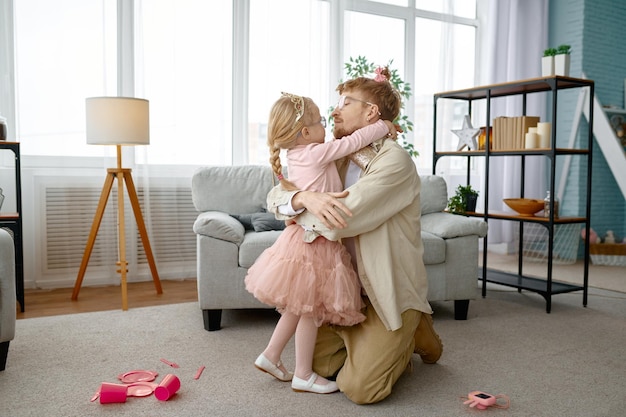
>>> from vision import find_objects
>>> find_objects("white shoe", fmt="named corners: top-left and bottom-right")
top-left (254, 354), bottom-right (293, 381)
top-left (291, 373), bottom-right (339, 394)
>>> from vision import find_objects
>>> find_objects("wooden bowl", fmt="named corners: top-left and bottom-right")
top-left (503, 198), bottom-right (544, 217)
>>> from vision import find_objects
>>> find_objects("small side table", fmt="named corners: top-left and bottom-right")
top-left (0, 141), bottom-right (24, 312)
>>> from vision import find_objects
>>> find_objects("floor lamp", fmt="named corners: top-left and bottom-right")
top-left (71, 97), bottom-right (162, 310)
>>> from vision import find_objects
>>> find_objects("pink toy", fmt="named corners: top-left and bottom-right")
top-left (117, 369), bottom-right (158, 383)
top-left (126, 381), bottom-right (158, 397)
top-left (463, 391), bottom-right (510, 410)
top-left (154, 374), bottom-right (181, 401)
top-left (160, 358), bottom-right (180, 368)
top-left (99, 382), bottom-right (128, 404)
top-left (194, 365), bottom-right (206, 380)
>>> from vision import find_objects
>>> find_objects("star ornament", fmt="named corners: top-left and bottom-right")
top-left (451, 115), bottom-right (480, 151)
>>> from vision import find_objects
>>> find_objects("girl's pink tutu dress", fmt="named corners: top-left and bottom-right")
top-left (245, 223), bottom-right (365, 326)
top-left (245, 121), bottom-right (389, 327)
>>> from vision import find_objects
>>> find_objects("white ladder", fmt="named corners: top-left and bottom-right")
top-left (557, 78), bottom-right (626, 202)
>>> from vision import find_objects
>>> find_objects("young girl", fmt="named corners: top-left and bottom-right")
top-left (245, 92), bottom-right (396, 394)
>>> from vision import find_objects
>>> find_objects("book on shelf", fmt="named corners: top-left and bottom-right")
top-left (491, 116), bottom-right (540, 150)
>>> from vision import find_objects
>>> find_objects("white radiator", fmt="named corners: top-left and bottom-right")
top-left (37, 179), bottom-right (198, 285)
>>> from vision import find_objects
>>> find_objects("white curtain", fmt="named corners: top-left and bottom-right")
top-left (480, 0), bottom-right (549, 250)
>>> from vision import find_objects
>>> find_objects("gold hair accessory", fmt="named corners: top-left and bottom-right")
top-left (281, 92), bottom-right (304, 123)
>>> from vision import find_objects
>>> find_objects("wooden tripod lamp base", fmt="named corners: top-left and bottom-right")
top-left (71, 97), bottom-right (162, 310)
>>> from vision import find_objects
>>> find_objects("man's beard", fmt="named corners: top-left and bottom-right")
top-left (333, 125), bottom-right (350, 139)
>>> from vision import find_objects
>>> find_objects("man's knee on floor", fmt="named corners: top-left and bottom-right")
top-left (340, 379), bottom-right (392, 405)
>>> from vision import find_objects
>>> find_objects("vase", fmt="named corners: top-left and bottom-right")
top-left (541, 56), bottom-right (554, 77)
top-left (554, 54), bottom-right (570, 76)
top-left (464, 194), bottom-right (478, 213)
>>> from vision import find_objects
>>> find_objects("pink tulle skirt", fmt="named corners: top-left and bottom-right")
top-left (245, 224), bottom-right (366, 327)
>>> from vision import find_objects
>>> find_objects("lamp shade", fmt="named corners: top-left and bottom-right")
top-left (86, 97), bottom-right (150, 145)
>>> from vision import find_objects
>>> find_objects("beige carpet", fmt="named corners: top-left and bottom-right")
top-left (2, 284), bottom-right (625, 417)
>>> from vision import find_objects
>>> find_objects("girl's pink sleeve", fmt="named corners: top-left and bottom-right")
top-left (307, 120), bottom-right (389, 164)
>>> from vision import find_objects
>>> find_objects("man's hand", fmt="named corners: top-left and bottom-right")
top-left (292, 190), bottom-right (352, 229)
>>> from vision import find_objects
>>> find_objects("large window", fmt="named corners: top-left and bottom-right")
top-left (13, 0), bottom-right (117, 157)
top-left (2, 0), bottom-right (480, 288)
top-left (342, 11), bottom-right (406, 74)
top-left (339, 1), bottom-right (477, 174)
top-left (137, 0), bottom-right (233, 165)
top-left (414, 16), bottom-right (477, 173)
top-left (248, 0), bottom-right (330, 165)
top-left (7, 0), bottom-right (478, 170)
top-left (415, 0), bottom-right (476, 18)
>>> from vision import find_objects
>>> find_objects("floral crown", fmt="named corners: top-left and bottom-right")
top-left (281, 92), bottom-right (304, 123)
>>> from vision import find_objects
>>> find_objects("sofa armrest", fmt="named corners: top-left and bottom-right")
top-left (0, 228), bottom-right (16, 344)
top-left (193, 211), bottom-right (245, 245)
top-left (421, 212), bottom-right (488, 239)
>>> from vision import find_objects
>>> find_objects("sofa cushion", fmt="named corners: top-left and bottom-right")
top-left (420, 175), bottom-right (448, 215)
top-left (239, 231), bottom-right (283, 268)
top-left (421, 231), bottom-right (446, 265)
top-left (421, 212), bottom-right (488, 239)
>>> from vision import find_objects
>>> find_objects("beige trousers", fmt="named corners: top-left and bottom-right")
top-left (313, 298), bottom-right (420, 404)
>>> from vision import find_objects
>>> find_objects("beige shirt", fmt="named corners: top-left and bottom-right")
top-left (268, 138), bottom-right (432, 331)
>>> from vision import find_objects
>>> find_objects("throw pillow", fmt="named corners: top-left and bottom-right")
top-left (230, 213), bottom-right (254, 230)
top-left (250, 212), bottom-right (286, 232)
top-left (230, 212), bottom-right (286, 232)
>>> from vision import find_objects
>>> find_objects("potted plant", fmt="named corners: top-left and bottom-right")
top-left (336, 56), bottom-right (418, 158)
top-left (554, 44), bottom-right (571, 76)
top-left (447, 184), bottom-right (479, 214)
top-left (542, 48), bottom-right (556, 76)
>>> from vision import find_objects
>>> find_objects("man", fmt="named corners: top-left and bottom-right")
top-left (267, 70), bottom-right (443, 404)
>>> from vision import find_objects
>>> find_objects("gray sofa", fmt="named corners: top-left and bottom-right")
top-left (1, 228), bottom-right (16, 371)
top-left (192, 165), bottom-right (487, 331)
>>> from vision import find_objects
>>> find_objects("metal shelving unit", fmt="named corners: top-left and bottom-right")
top-left (0, 141), bottom-right (24, 312)
top-left (433, 76), bottom-right (594, 313)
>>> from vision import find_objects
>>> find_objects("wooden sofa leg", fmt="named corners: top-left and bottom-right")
top-left (203, 309), bottom-right (223, 331)
top-left (454, 300), bottom-right (469, 320)
top-left (0, 341), bottom-right (9, 371)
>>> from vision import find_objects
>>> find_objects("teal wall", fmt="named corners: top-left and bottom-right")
top-left (550, 0), bottom-right (626, 245)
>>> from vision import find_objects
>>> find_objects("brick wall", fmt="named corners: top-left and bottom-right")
top-left (551, 0), bottom-right (626, 245)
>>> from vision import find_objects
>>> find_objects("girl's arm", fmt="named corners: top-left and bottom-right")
top-left (305, 119), bottom-right (391, 165)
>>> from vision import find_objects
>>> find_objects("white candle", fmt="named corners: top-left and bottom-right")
top-left (525, 132), bottom-right (538, 149)
top-left (528, 127), bottom-right (538, 134)
top-left (537, 122), bottom-right (551, 148)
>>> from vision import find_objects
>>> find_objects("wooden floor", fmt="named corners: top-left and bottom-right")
top-left (16, 279), bottom-right (198, 320)
top-left (17, 258), bottom-right (624, 320)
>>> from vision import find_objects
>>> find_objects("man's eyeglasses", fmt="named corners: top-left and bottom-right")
top-left (336, 95), bottom-right (377, 111)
